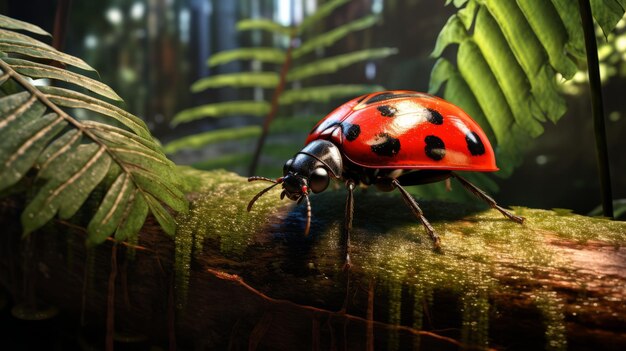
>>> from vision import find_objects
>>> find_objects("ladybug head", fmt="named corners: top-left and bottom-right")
top-left (281, 140), bottom-right (343, 199)
top-left (247, 140), bottom-right (343, 235)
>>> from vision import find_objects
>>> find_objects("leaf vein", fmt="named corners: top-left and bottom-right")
top-left (5, 115), bottom-right (64, 167)
top-left (109, 147), bottom-right (168, 165)
top-left (0, 94), bottom-right (37, 130)
top-left (38, 130), bottom-right (82, 174)
top-left (45, 145), bottom-right (107, 207)
top-left (102, 174), bottom-right (130, 225)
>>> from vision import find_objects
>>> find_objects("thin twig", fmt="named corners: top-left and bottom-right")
top-left (577, 0), bottom-right (614, 218)
top-left (248, 30), bottom-right (296, 176)
top-left (52, 0), bottom-right (72, 63)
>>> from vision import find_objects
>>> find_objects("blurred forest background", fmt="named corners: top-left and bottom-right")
top-left (1, 0), bottom-right (624, 217)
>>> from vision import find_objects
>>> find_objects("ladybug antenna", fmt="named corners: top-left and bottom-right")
top-left (248, 176), bottom-right (281, 183)
top-left (247, 177), bottom-right (283, 212)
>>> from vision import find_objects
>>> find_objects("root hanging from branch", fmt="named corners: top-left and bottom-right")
top-left (207, 268), bottom-right (470, 350)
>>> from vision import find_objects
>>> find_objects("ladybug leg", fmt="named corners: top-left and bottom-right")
top-left (391, 179), bottom-right (442, 250)
top-left (343, 180), bottom-right (356, 269)
top-left (451, 173), bottom-right (525, 224)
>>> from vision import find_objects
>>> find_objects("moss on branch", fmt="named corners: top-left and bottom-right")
top-left (1, 168), bottom-right (624, 350)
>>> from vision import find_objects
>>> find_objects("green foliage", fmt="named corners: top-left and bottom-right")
top-left (171, 101), bottom-right (271, 126)
top-left (0, 14), bottom-right (187, 245)
top-left (191, 72), bottom-right (279, 91)
top-left (207, 48), bottom-right (286, 67)
top-left (167, 0), bottom-right (395, 172)
top-left (429, 0), bottom-right (625, 177)
top-left (286, 48), bottom-right (398, 81)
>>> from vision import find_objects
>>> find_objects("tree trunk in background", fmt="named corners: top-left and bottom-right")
top-left (0, 171), bottom-right (625, 350)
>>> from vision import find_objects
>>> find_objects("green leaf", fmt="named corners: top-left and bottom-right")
top-left (0, 28), bottom-right (53, 49)
top-left (36, 129), bottom-right (83, 175)
top-left (287, 47), bottom-right (398, 81)
top-left (237, 19), bottom-right (292, 36)
top-left (87, 173), bottom-right (134, 244)
top-left (590, 0), bottom-right (626, 36)
top-left (298, 0), bottom-right (350, 32)
top-left (22, 144), bottom-right (112, 235)
top-left (0, 112), bottom-right (66, 189)
top-left (293, 15), bottom-right (379, 59)
top-left (279, 84), bottom-right (384, 105)
top-left (483, 0), bottom-right (567, 121)
top-left (0, 18), bottom-right (187, 244)
top-left (428, 0), bottom-right (623, 181)
top-left (551, 0), bottom-right (585, 60)
top-left (431, 10), bottom-right (472, 58)
top-left (82, 121), bottom-right (164, 154)
top-left (3, 58), bottom-right (122, 100)
top-left (0, 14), bottom-right (50, 36)
top-left (38, 86), bottom-right (151, 139)
top-left (432, 3), bottom-right (478, 55)
top-left (517, 0), bottom-right (577, 79)
top-left (191, 72), bottom-right (279, 92)
top-left (207, 47), bottom-right (286, 67)
top-left (114, 189), bottom-right (149, 241)
top-left (164, 126), bottom-right (261, 154)
top-left (144, 193), bottom-right (177, 236)
top-left (171, 101), bottom-right (270, 125)
top-left (0, 91), bottom-right (39, 130)
top-left (130, 168), bottom-right (187, 213)
top-left (471, 7), bottom-right (545, 135)
top-left (0, 39), bottom-right (93, 71)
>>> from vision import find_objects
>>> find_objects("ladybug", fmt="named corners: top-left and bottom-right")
top-left (248, 91), bottom-right (524, 262)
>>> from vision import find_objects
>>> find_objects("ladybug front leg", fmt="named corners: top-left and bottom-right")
top-left (390, 179), bottom-right (442, 250)
top-left (451, 172), bottom-right (525, 224)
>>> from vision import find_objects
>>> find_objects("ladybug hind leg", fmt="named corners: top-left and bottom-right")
top-left (451, 172), bottom-right (525, 224)
top-left (391, 179), bottom-right (442, 250)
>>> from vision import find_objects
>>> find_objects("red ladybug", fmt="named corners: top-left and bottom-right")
top-left (248, 91), bottom-right (524, 262)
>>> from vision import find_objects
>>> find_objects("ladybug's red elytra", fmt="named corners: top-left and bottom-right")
top-left (248, 90), bottom-right (524, 264)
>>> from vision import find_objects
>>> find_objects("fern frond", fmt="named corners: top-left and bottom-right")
top-left (279, 84), bottom-right (384, 105)
top-left (3, 57), bottom-right (122, 100)
top-left (298, 0), bottom-right (351, 32)
top-left (287, 48), bottom-right (398, 81)
top-left (0, 14), bottom-right (50, 36)
top-left (0, 18), bottom-right (187, 244)
top-left (171, 101), bottom-right (270, 126)
top-left (429, 0), bottom-right (624, 178)
top-left (237, 19), bottom-right (292, 36)
top-left (164, 126), bottom-right (261, 154)
top-left (207, 47), bottom-right (286, 67)
top-left (293, 15), bottom-right (379, 59)
top-left (191, 72), bottom-right (279, 92)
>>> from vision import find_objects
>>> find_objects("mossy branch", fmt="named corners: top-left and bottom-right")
top-left (1, 169), bottom-right (625, 349)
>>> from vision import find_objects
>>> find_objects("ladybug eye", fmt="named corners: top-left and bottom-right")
top-left (283, 158), bottom-right (294, 175)
top-left (309, 167), bottom-right (329, 193)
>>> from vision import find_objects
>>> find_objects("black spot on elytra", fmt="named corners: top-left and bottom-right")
top-left (426, 108), bottom-right (444, 125)
top-left (371, 133), bottom-right (401, 157)
top-left (356, 95), bottom-right (367, 103)
top-left (424, 135), bottom-right (446, 161)
top-left (465, 131), bottom-right (485, 155)
top-left (343, 123), bottom-right (361, 141)
top-left (377, 105), bottom-right (397, 117)
top-left (366, 92), bottom-right (429, 104)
